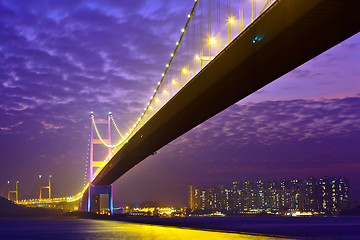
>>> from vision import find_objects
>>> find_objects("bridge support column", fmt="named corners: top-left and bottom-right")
top-left (88, 184), bottom-right (113, 215)
top-left (8, 181), bottom-right (19, 203)
top-left (86, 112), bottom-right (114, 215)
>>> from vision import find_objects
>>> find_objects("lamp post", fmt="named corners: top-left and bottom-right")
top-left (228, 17), bottom-right (235, 44)
top-left (171, 80), bottom-right (177, 97)
top-left (194, 55), bottom-right (200, 77)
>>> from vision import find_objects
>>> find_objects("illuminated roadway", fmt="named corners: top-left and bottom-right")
top-left (92, 0), bottom-right (360, 186)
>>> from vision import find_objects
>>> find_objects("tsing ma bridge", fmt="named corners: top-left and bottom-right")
top-left (15, 0), bottom-right (360, 214)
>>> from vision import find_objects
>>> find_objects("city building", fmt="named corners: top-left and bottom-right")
top-left (189, 176), bottom-right (350, 214)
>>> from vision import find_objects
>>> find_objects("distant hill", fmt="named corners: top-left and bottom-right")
top-left (0, 197), bottom-right (63, 217)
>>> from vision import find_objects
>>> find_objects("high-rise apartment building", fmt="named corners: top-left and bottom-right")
top-left (189, 176), bottom-right (349, 213)
top-left (331, 177), bottom-right (349, 210)
top-left (304, 176), bottom-right (319, 211)
top-left (266, 179), bottom-right (279, 210)
top-left (254, 180), bottom-right (265, 209)
top-left (290, 178), bottom-right (303, 210)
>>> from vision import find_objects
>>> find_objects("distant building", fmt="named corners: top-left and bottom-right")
top-left (254, 180), bottom-right (265, 210)
top-left (189, 176), bottom-right (350, 214)
top-left (317, 176), bottom-right (349, 211)
top-left (266, 179), bottom-right (279, 210)
top-left (199, 187), bottom-right (208, 210)
top-left (279, 179), bottom-right (291, 210)
top-left (188, 185), bottom-right (195, 211)
top-left (333, 177), bottom-right (350, 210)
top-left (318, 176), bottom-right (333, 211)
top-left (290, 179), bottom-right (303, 210)
top-left (304, 176), bottom-right (319, 211)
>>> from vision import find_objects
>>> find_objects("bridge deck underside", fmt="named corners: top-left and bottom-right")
top-left (92, 0), bottom-right (360, 186)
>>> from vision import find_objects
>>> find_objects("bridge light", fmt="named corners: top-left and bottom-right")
top-left (154, 89), bottom-right (157, 93)
top-left (155, 98), bottom-right (160, 103)
top-left (194, 55), bottom-right (200, 60)
top-left (108, 112), bottom-right (112, 115)
top-left (252, 36), bottom-right (262, 44)
top-left (209, 37), bottom-right (216, 45)
top-left (176, 42), bottom-right (179, 45)
top-left (39, 175), bottom-right (42, 179)
top-left (158, 82), bottom-right (160, 85)
top-left (182, 68), bottom-right (187, 74)
top-left (228, 17), bottom-right (235, 24)
top-left (163, 89), bottom-right (168, 94)
top-left (162, 73), bottom-right (164, 77)
top-left (170, 53), bottom-right (174, 57)
top-left (181, 28), bottom-right (185, 32)
top-left (172, 80), bottom-right (177, 84)
top-left (187, 14), bottom-right (191, 18)
top-left (166, 64), bottom-right (169, 67)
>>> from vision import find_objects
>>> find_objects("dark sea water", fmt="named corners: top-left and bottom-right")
top-left (123, 216), bottom-right (360, 239)
top-left (0, 216), bottom-right (359, 240)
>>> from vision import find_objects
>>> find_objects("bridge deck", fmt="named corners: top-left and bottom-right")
top-left (92, 0), bottom-right (360, 186)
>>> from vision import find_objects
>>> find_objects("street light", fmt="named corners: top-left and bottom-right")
top-left (193, 55), bottom-right (200, 76)
top-left (208, 37), bottom-right (216, 58)
top-left (171, 79), bottom-right (177, 97)
top-left (228, 17), bottom-right (235, 44)
top-left (181, 68), bottom-right (188, 88)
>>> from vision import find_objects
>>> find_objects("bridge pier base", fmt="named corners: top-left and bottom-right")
top-left (87, 184), bottom-right (113, 215)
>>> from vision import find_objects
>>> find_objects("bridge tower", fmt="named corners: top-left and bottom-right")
top-left (7, 181), bottom-right (19, 202)
top-left (39, 175), bottom-right (52, 202)
top-left (87, 112), bottom-right (114, 215)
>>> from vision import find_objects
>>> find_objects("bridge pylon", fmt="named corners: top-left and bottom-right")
top-left (7, 181), bottom-right (19, 203)
top-left (87, 112), bottom-right (114, 215)
top-left (39, 175), bottom-right (52, 202)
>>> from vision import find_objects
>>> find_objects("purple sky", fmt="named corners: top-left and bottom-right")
top-left (0, 0), bottom-right (359, 206)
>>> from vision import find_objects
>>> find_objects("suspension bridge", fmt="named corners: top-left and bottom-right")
top-left (8, 0), bottom-right (360, 214)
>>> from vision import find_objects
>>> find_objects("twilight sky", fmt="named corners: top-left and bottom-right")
top-left (0, 0), bottom-right (359, 206)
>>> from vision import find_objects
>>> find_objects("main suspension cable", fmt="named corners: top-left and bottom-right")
top-left (110, 115), bottom-right (126, 140)
top-left (91, 115), bottom-right (124, 148)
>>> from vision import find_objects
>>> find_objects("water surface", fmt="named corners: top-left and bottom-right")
top-left (0, 218), bottom-right (291, 240)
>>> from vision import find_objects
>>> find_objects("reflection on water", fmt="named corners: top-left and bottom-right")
top-left (0, 219), bottom-right (291, 240)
